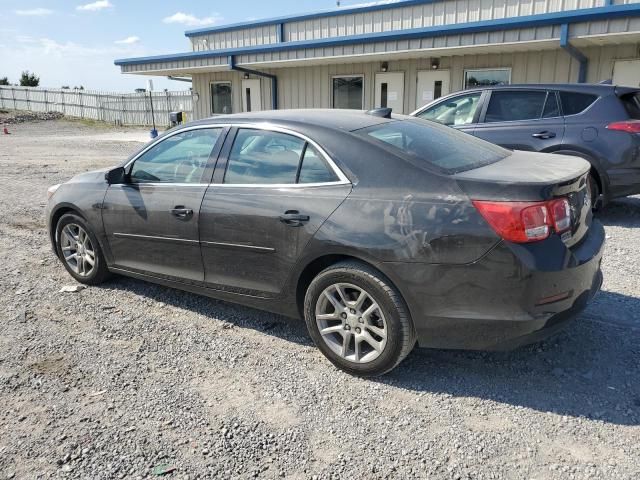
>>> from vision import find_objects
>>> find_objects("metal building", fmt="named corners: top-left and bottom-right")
top-left (115, 0), bottom-right (640, 119)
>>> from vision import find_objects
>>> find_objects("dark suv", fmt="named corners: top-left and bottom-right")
top-left (412, 84), bottom-right (640, 206)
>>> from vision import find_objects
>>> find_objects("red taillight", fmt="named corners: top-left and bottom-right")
top-left (549, 198), bottom-right (571, 233)
top-left (473, 198), bottom-right (571, 243)
top-left (606, 120), bottom-right (640, 133)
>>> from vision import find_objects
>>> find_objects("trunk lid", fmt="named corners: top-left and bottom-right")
top-left (453, 150), bottom-right (592, 246)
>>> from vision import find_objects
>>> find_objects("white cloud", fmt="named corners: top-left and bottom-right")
top-left (15, 8), bottom-right (53, 16)
top-left (115, 36), bottom-right (140, 45)
top-left (76, 1), bottom-right (113, 12)
top-left (0, 29), bottom-right (189, 91)
top-left (162, 12), bottom-right (223, 27)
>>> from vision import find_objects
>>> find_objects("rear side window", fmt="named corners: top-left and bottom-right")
top-left (298, 145), bottom-right (338, 184)
top-left (621, 93), bottom-right (640, 119)
top-left (559, 92), bottom-right (598, 115)
top-left (225, 129), bottom-right (304, 184)
top-left (224, 129), bottom-right (340, 185)
top-left (484, 90), bottom-right (547, 122)
top-left (358, 119), bottom-right (510, 174)
top-left (542, 92), bottom-right (561, 118)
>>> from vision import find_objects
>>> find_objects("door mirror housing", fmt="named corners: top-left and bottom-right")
top-left (105, 167), bottom-right (126, 185)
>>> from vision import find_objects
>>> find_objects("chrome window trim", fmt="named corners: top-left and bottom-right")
top-left (123, 123), bottom-right (351, 188)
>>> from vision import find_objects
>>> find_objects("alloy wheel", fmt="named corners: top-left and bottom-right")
top-left (315, 282), bottom-right (388, 363)
top-left (60, 223), bottom-right (96, 278)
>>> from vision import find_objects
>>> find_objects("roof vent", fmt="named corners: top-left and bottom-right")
top-left (366, 108), bottom-right (392, 119)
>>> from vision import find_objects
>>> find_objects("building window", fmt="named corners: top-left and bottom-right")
top-left (332, 75), bottom-right (364, 109)
top-left (211, 81), bottom-right (232, 114)
top-left (463, 68), bottom-right (511, 89)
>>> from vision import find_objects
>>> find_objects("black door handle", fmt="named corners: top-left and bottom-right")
top-left (171, 207), bottom-right (193, 219)
top-left (279, 210), bottom-right (309, 227)
top-left (532, 131), bottom-right (556, 139)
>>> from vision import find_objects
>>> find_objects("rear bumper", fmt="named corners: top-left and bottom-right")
top-left (384, 220), bottom-right (605, 350)
top-left (489, 268), bottom-right (602, 350)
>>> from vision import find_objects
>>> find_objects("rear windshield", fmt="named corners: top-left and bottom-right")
top-left (356, 118), bottom-right (510, 174)
top-left (621, 93), bottom-right (640, 119)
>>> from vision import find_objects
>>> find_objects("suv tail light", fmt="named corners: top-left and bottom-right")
top-left (473, 198), bottom-right (571, 243)
top-left (606, 120), bottom-right (640, 133)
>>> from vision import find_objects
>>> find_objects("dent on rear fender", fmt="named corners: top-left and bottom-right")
top-left (314, 193), bottom-right (499, 264)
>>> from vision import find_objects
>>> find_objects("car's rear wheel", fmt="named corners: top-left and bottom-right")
top-left (55, 213), bottom-right (110, 285)
top-left (303, 261), bottom-right (415, 376)
top-left (587, 172), bottom-right (601, 210)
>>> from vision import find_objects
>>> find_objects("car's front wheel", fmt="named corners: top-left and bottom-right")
top-left (55, 213), bottom-right (111, 285)
top-left (303, 261), bottom-right (416, 376)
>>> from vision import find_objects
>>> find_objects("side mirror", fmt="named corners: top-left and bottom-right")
top-left (105, 167), bottom-right (126, 185)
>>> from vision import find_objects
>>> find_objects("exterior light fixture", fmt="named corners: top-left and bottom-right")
top-left (431, 59), bottom-right (440, 70)
top-left (243, 73), bottom-right (250, 79)
top-left (381, 62), bottom-right (389, 72)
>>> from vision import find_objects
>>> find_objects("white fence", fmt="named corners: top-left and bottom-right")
top-left (0, 86), bottom-right (194, 127)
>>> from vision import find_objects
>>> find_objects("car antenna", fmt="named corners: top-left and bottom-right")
top-left (366, 108), bottom-right (393, 119)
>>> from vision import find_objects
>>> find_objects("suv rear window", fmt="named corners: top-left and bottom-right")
top-left (621, 93), bottom-right (640, 119)
top-left (357, 119), bottom-right (510, 174)
top-left (559, 92), bottom-right (598, 115)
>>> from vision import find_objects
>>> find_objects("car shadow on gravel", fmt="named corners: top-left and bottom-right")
top-left (378, 289), bottom-right (640, 426)
top-left (96, 277), bottom-right (314, 344)
top-left (96, 279), bottom-right (639, 426)
top-left (597, 196), bottom-right (640, 227)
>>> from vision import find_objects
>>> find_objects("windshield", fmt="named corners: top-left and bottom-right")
top-left (357, 118), bottom-right (510, 174)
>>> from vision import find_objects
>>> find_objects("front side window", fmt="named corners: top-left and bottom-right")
top-left (358, 119), bottom-right (510, 174)
top-left (129, 128), bottom-right (222, 183)
top-left (333, 76), bottom-right (363, 109)
top-left (464, 68), bottom-right (511, 89)
top-left (484, 90), bottom-right (548, 123)
top-left (417, 92), bottom-right (481, 126)
top-left (211, 82), bottom-right (232, 114)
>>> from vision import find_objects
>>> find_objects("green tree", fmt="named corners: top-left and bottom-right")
top-left (19, 71), bottom-right (40, 87)
top-left (0, 77), bottom-right (9, 86)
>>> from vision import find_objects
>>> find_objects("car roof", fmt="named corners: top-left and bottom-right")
top-left (192, 109), bottom-right (400, 132)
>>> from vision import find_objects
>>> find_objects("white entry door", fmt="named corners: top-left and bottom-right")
top-left (416, 70), bottom-right (451, 110)
top-left (241, 79), bottom-right (263, 112)
top-left (613, 60), bottom-right (640, 87)
top-left (374, 72), bottom-right (405, 114)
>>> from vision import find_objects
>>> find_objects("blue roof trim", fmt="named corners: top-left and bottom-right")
top-left (184, 0), bottom-right (439, 37)
top-left (115, 4), bottom-right (640, 66)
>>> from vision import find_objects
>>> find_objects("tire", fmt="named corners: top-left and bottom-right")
top-left (587, 172), bottom-right (601, 210)
top-left (55, 213), bottom-right (111, 285)
top-left (303, 260), bottom-right (416, 376)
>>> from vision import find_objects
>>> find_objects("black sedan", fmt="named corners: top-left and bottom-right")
top-left (46, 109), bottom-right (604, 376)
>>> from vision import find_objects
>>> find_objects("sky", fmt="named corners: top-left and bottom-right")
top-left (0, 0), bottom-right (370, 92)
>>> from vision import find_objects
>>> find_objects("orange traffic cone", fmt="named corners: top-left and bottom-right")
top-left (2, 125), bottom-right (9, 135)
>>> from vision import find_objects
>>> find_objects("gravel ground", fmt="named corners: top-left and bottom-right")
top-left (0, 118), bottom-right (639, 479)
